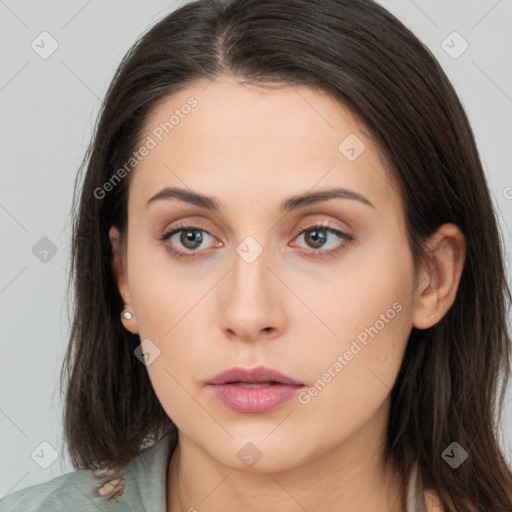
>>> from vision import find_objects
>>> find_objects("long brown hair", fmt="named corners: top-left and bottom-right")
top-left (61, 1), bottom-right (512, 509)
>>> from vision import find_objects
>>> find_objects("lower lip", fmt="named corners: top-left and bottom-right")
top-left (208, 383), bottom-right (304, 413)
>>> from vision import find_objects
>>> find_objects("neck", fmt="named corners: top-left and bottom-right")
top-left (166, 402), bottom-right (406, 512)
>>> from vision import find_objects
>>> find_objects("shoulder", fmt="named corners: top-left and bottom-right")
top-left (0, 434), bottom-right (175, 512)
top-left (0, 469), bottom-right (114, 512)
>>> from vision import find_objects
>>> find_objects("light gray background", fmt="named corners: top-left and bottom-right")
top-left (1, 0), bottom-right (511, 498)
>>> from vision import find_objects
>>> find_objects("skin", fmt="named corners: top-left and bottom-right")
top-left (110, 74), bottom-right (466, 512)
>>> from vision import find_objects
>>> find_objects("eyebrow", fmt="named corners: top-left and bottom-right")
top-left (145, 186), bottom-right (375, 211)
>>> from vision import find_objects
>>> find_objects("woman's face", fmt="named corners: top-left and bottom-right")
top-left (111, 75), bottom-right (422, 472)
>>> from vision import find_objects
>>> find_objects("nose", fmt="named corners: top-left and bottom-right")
top-left (218, 242), bottom-right (287, 342)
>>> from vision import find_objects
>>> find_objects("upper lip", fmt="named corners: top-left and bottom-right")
top-left (207, 366), bottom-right (305, 386)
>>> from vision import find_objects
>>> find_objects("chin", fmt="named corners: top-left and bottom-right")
top-left (202, 435), bottom-right (314, 474)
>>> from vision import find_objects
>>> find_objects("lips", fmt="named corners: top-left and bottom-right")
top-left (207, 366), bottom-right (305, 386)
top-left (207, 366), bottom-right (305, 413)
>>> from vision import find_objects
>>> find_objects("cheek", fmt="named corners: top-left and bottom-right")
top-left (126, 237), bottom-right (208, 338)
top-left (315, 228), bottom-right (415, 354)
top-left (291, 297), bottom-right (413, 456)
top-left (295, 234), bottom-right (415, 414)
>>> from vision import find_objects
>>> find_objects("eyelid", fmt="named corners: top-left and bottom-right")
top-left (292, 220), bottom-right (352, 239)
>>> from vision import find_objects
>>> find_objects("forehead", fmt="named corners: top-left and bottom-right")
top-left (128, 75), bottom-right (400, 214)
top-left (143, 75), bottom-right (368, 142)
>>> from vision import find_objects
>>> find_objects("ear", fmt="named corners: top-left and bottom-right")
top-left (109, 226), bottom-right (139, 334)
top-left (412, 223), bottom-right (466, 330)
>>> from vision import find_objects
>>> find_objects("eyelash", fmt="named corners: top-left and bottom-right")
top-left (159, 222), bottom-right (354, 261)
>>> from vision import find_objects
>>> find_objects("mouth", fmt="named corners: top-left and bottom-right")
top-left (207, 365), bottom-right (305, 386)
top-left (228, 381), bottom-right (278, 388)
top-left (207, 366), bottom-right (305, 413)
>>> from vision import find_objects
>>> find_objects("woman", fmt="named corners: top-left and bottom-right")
top-left (2, 0), bottom-right (511, 510)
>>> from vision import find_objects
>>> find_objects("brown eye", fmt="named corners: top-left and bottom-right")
top-left (293, 224), bottom-right (353, 253)
top-left (159, 224), bottom-right (221, 260)
top-left (303, 228), bottom-right (329, 249)
top-left (179, 229), bottom-right (203, 250)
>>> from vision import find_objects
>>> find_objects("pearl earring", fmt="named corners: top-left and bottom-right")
top-left (121, 305), bottom-right (133, 321)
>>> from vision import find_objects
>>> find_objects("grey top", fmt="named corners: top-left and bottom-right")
top-left (1, 434), bottom-right (432, 511)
